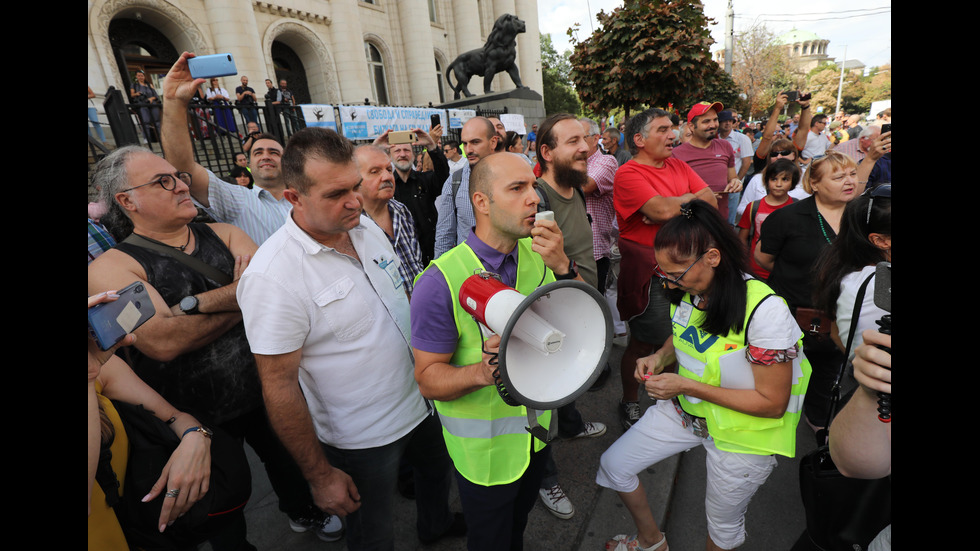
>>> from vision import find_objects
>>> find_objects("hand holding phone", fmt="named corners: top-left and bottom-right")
top-left (88, 282), bottom-right (156, 351)
top-left (389, 130), bottom-right (418, 145)
top-left (188, 53), bottom-right (238, 79)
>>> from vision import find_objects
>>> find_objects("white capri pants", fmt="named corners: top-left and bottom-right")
top-left (596, 399), bottom-right (777, 549)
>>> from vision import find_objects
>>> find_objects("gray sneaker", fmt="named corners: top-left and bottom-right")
top-left (619, 401), bottom-right (640, 431)
top-left (289, 506), bottom-right (344, 542)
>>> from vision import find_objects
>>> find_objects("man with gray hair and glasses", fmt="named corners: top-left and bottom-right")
top-left (88, 145), bottom-right (345, 547)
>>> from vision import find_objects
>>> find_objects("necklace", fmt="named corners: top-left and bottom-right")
top-left (815, 211), bottom-right (832, 244)
top-left (136, 227), bottom-right (192, 251)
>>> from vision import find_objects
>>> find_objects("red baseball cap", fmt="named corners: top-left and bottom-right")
top-left (687, 101), bottom-right (723, 124)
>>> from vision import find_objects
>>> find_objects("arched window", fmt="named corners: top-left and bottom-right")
top-left (435, 56), bottom-right (446, 103)
top-left (365, 42), bottom-right (389, 105)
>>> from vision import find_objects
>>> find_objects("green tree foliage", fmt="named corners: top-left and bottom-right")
top-left (805, 62), bottom-right (890, 116)
top-left (730, 25), bottom-right (797, 118)
top-left (541, 33), bottom-right (582, 115)
top-left (567, 0), bottom-right (717, 119)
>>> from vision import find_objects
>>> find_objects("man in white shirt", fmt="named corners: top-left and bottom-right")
top-left (237, 127), bottom-right (464, 550)
top-left (442, 139), bottom-right (467, 174)
top-left (718, 110), bottom-right (754, 225)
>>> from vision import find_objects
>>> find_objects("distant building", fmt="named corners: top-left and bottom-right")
top-left (715, 28), bottom-right (866, 76)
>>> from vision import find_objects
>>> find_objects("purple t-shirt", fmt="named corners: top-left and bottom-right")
top-left (410, 230), bottom-right (520, 355)
top-left (671, 139), bottom-right (735, 193)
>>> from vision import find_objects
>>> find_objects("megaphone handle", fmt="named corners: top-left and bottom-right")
top-left (874, 315), bottom-right (892, 423)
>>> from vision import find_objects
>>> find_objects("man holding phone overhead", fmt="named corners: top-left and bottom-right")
top-left (373, 123), bottom-right (448, 264)
top-left (162, 52), bottom-right (292, 246)
top-left (88, 145), bottom-right (345, 547)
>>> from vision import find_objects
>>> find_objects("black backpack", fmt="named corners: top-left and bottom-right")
top-left (96, 401), bottom-right (252, 550)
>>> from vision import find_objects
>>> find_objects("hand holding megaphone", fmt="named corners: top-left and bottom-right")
top-left (477, 334), bottom-right (502, 386)
top-left (530, 214), bottom-right (570, 276)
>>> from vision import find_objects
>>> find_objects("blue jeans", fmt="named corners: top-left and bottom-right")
top-left (320, 414), bottom-right (454, 550)
top-left (88, 106), bottom-right (106, 142)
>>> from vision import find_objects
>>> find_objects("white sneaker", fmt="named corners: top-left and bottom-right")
top-left (570, 421), bottom-right (607, 439)
top-left (539, 484), bottom-right (575, 519)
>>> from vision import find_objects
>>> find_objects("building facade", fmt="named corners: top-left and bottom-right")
top-left (88, 0), bottom-right (543, 111)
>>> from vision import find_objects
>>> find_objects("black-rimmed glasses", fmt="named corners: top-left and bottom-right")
top-left (120, 172), bottom-right (193, 193)
top-left (654, 251), bottom-right (707, 287)
top-left (864, 184), bottom-right (891, 225)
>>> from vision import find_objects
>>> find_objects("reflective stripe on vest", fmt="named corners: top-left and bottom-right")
top-left (671, 279), bottom-right (812, 458)
top-left (423, 239), bottom-right (555, 485)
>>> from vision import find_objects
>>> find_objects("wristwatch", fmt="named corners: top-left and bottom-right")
top-left (178, 295), bottom-right (200, 315)
top-left (554, 258), bottom-right (578, 281)
top-left (182, 426), bottom-right (213, 440)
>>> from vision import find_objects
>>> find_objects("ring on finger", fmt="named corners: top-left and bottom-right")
top-left (166, 488), bottom-right (181, 498)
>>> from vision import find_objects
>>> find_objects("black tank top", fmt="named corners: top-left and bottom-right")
top-left (115, 223), bottom-right (261, 424)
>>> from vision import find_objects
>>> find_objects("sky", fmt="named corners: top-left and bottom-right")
top-left (537, 0), bottom-right (891, 73)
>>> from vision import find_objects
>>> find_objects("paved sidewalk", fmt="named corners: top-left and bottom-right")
top-left (202, 337), bottom-right (814, 550)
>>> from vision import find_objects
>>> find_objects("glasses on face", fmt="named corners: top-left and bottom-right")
top-left (770, 149), bottom-right (793, 158)
top-left (864, 184), bottom-right (891, 225)
top-left (119, 172), bottom-right (193, 193)
top-left (654, 251), bottom-right (707, 287)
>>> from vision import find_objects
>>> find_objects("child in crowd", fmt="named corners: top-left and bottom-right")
top-left (738, 158), bottom-right (801, 280)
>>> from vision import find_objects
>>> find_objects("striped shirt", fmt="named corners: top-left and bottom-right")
top-left (364, 198), bottom-right (425, 294)
top-left (585, 148), bottom-right (619, 260)
top-left (88, 219), bottom-right (116, 264)
top-left (198, 169), bottom-right (292, 245)
top-left (433, 163), bottom-right (474, 259)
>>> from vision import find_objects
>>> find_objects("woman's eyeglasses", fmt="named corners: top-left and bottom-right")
top-left (654, 251), bottom-right (707, 287)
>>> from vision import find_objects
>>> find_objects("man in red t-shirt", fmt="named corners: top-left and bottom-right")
top-left (671, 101), bottom-right (744, 222)
top-left (612, 108), bottom-right (717, 430)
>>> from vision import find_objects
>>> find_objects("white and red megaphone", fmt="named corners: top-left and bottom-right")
top-left (459, 272), bottom-right (613, 410)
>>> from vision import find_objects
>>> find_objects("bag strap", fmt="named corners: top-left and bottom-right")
top-left (122, 232), bottom-right (232, 286)
top-left (821, 271), bottom-right (876, 431)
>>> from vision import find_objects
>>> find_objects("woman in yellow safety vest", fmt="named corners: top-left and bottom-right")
top-left (596, 199), bottom-right (811, 551)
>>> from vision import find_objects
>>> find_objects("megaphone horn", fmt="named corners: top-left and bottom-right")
top-left (459, 273), bottom-right (614, 410)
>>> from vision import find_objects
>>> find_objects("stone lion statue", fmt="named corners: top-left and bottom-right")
top-left (445, 13), bottom-right (527, 99)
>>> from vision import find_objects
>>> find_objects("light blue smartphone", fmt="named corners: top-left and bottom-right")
top-left (188, 53), bottom-right (238, 79)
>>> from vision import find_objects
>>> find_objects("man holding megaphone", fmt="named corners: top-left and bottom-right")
top-left (411, 152), bottom-right (584, 551)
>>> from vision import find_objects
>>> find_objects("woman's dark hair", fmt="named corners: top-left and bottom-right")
top-left (504, 130), bottom-right (523, 152)
top-left (762, 158), bottom-right (800, 192)
top-left (812, 186), bottom-right (891, 316)
top-left (655, 199), bottom-right (753, 335)
top-left (228, 165), bottom-right (254, 189)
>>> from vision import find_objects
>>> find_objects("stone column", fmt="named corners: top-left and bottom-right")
top-left (514, 0), bottom-right (542, 95)
top-left (328, 0), bottom-right (372, 103)
top-left (451, 0), bottom-right (483, 94)
top-left (204, 0), bottom-right (265, 82)
top-left (396, 0), bottom-right (438, 105)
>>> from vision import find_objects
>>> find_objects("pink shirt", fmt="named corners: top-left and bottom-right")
top-left (584, 148), bottom-right (619, 260)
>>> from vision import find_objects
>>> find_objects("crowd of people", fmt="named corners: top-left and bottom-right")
top-left (88, 50), bottom-right (892, 551)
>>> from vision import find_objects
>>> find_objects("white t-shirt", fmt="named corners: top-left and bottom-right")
top-left (237, 214), bottom-right (428, 449)
top-left (836, 266), bottom-right (887, 363)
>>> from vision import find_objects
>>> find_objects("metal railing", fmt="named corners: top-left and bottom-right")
top-left (88, 100), bottom-right (510, 189)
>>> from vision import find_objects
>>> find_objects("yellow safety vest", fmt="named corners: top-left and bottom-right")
top-left (671, 279), bottom-right (811, 457)
top-left (420, 239), bottom-right (554, 486)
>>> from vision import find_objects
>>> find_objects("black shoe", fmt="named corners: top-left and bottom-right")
top-left (589, 365), bottom-right (611, 391)
top-left (419, 512), bottom-right (467, 544)
top-left (619, 401), bottom-right (640, 431)
top-left (288, 506), bottom-right (344, 542)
